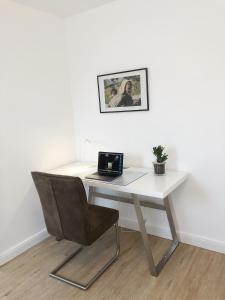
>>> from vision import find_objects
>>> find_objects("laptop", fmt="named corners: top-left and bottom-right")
top-left (85, 152), bottom-right (123, 182)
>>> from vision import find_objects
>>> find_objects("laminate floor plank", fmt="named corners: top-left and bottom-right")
top-left (0, 228), bottom-right (225, 300)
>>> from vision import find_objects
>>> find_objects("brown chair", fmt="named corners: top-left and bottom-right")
top-left (31, 172), bottom-right (120, 290)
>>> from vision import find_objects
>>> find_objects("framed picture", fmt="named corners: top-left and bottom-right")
top-left (97, 68), bottom-right (149, 113)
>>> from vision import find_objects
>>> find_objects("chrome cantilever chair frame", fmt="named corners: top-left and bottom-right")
top-left (49, 222), bottom-right (120, 290)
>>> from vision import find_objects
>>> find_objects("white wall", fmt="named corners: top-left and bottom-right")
top-left (0, 0), bottom-right (75, 264)
top-left (65, 0), bottom-right (225, 252)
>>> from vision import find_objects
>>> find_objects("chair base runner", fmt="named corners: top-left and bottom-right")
top-left (49, 223), bottom-right (120, 290)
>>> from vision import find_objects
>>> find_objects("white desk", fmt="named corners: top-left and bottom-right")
top-left (49, 162), bottom-right (188, 276)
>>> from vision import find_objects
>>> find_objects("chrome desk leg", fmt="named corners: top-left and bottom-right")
top-left (156, 196), bottom-right (179, 274)
top-left (133, 194), bottom-right (179, 277)
top-left (88, 186), bottom-right (94, 203)
top-left (49, 222), bottom-right (120, 290)
top-left (164, 196), bottom-right (178, 241)
top-left (133, 195), bottom-right (157, 276)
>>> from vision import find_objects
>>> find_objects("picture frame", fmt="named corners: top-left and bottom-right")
top-left (97, 68), bottom-right (149, 113)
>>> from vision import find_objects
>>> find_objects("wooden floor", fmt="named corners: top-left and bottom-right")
top-left (1, 228), bottom-right (225, 300)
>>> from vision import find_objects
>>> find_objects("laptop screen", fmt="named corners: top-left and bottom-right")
top-left (98, 152), bottom-right (123, 176)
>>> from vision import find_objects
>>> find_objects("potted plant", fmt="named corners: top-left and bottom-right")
top-left (152, 145), bottom-right (168, 175)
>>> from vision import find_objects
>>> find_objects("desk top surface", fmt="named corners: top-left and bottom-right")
top-left (48, 162), bottom-right (188, 199)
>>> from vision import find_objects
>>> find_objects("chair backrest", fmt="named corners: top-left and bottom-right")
top-left (31, 172), bottom-right (90, 244)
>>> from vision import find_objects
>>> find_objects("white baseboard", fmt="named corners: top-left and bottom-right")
top-left (179, 231), bottom-right (225, 254)
top-left (1, 218), bottom-right (225, 267)
top-left (0, 229), bottom-right (49, 266)
top-left (119, 217), bottom-right (225, 255)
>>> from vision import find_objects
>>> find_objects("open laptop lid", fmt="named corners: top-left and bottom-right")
top-left (98, 152), bottom-right (123, 176)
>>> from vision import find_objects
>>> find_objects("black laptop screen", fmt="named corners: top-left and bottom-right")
top-left (98, 152), bottom-right (123, 175)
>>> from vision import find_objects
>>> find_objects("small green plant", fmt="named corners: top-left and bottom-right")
top-left (153, 145), bottom-right (168, 163)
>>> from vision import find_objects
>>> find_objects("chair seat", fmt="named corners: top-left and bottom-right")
top-left (87, 204), bottom-right (119, 245)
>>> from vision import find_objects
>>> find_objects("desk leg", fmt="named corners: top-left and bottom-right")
top-left (133, 194), bottom-right (179, 277)
top-left (133, 194), bottom-right (158, 276)
top-left (154, 196), bottom-right (179, 274)
top-left (164, 196), bottom-right (178, 241)
top-left (88, 186), bottom-right (95, 203)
